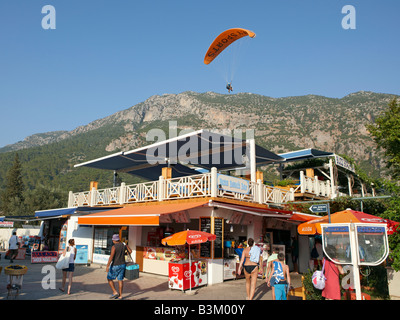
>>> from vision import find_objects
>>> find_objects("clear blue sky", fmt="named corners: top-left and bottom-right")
top-left (1, 0), bottom-right (399, 148)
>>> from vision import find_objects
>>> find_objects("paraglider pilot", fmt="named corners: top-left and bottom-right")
top-left (226, 83), bottom-right (233, 93)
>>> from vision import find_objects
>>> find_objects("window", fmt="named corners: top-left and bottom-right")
top-left (93, 227), bottom-right (121, 255)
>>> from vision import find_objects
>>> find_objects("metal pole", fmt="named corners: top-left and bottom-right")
top-left (327, 203), bottom-right (331, 224)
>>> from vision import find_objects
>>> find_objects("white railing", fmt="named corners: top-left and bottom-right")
top-left (163, 173), bottom-right (212, 200)
top-left (68, 168), bottom-right (336, 208)
top-left (299, 171), bottom-right (332, 198)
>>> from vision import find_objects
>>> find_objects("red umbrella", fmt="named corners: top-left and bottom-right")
top-left (161, 230), bottom-right (216, 246)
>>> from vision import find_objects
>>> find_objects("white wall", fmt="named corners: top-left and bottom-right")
top-left (68, 216), bottom-right (94, 262)
top-left (0, 227), bottom-right (40, 250)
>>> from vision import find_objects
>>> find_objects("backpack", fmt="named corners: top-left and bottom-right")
top-left (312, 259), bottom-right (326, 290)
top-left (311, 245), bottom-right (319, 259)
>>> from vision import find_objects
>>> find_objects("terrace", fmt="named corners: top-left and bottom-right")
top-left (68, 131), bottom-right (337, 208)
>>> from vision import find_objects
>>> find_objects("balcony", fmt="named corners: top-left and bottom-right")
top-left (67, 167), bottom-right (333, 208)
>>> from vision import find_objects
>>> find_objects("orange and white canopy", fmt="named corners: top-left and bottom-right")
top-left (298, 209), bottom-right (399, 235)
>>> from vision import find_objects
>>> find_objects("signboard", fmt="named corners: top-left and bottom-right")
top-left (213, 218), bottom-right (223, 259)
top-left (335, 155), bottom-right (355, 173)
top-left (0, 221), bottom-right (14, 228)
top-left (75, 245), bottom-right (88, 264)
top-left (309, 204), bottom-right (328, 213)
top-left (31, 251), bottom-right (58, 263)
top-left (217, 174), bottom-right (249, 194)
top-left (199, 217), bottom-right (211, 258)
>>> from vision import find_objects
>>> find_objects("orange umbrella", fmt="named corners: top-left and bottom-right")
top-left (298, 209), bottom-right (399, 235)
top-left (162, 230), bottom-right (216, 246)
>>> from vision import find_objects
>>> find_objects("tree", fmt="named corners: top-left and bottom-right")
top-left (0, 153), bottom-right (24, 215)
top-left (367, 98), bottom-right (400, 179)
top-left (367, 99), bottom-right (400, 271)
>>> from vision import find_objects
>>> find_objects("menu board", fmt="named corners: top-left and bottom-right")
top-left (199, 217), bottom-right (211, 258)
top-left (213, 217), bottom-right (223, 259)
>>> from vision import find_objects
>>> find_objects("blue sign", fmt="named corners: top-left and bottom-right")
top-left (217, 174), bottom-right (250, 194)
top-left (309, 204), bottom-right (328, 213)
top-left (357, 226), bottom-right (385, 234)
top-left (325, 226), bottom-right (349, 233)
top-left (75, 245), bottom-right (89, 264)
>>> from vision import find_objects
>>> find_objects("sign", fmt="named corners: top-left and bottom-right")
top-left (31, 251), bottom-right (58, 263)
top-left (0, 221), bottom-right (13, 228)
top-left (75, 245), bottom-right (88, 264)
top-left (213, 217), bottom-right (223, 259)
top-left (199, 217), bottom-right (211, 258)
top-left (309, 204), bottom-right (328, 213)
top-left (335, 155), bottom-right (355, 173)
top-left (217, 174), bottom-right (249, 194)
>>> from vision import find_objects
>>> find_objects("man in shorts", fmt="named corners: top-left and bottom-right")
top-left (8, 232), bottom-right (19, 263)
top-left (106, 234), bottom-right (132, 299)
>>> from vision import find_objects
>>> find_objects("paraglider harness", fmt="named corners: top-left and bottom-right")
top-left (226, 83), bottom-right (233, 93)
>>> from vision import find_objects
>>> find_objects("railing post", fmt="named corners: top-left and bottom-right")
top-left (257, 179), bottom-right (263, 204)
top-left (300, 171), bottom-right (305, 193)
top-left (68, 191), bottom-right (74, 207)
top-left (90, 187), bottom-right (96, 206)
top-left (119, 182), bottom-right (126, 204)
top-left (289, 188), bottom-right (294, 201)
top-left (211, 167), bottom-right (218, 197)
top-left (158, 176), bottom-right (165, 201)
top-left (314, 175), bottom-right (320, 196)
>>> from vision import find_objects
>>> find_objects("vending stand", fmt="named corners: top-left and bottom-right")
top-left (168, 259), bottom-right (208, 291)
top-left (321, 223), bottom-right (389, 300)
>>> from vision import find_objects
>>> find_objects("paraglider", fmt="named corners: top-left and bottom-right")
top-left (204, 28), bottom-right (255, 93)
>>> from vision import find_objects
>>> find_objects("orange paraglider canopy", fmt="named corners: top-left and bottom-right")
top-left (204, 28), bottom-right (256, 65)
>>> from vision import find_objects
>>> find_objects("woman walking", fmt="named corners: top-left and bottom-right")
top-left (238, 238), bottom-right (262, 300)
top-left (59, 239), bottom-right (77, 295)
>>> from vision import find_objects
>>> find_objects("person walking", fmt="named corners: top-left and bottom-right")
top-left (266, 253), bottom-right (291, 300)
top-left (59, 239), bottom-right (77, 295)
top-left (8, 231), bottom-right (19, 263)
top-left (265, 247), bottom-right (279, 299)
top-left (322, 250), bottom-right (345, 300)
top-left (238, 238), bottom-right (262, 300)
top-left (106, 234), bottom-right (132, 299)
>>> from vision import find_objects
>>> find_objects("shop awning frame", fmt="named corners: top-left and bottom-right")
top-left (77, 200), bottom-right (209, 226)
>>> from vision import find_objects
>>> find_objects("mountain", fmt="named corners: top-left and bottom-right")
top-left (0, 91), bottom-right (398, 195)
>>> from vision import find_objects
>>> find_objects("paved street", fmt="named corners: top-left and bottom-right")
top-left (0, 253), bottom-right (302, 301)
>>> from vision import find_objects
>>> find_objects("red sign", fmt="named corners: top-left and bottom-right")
top-left (31, 251), bottom-right (58, 263)
top-left (0, 221), bottom-right (14, 228)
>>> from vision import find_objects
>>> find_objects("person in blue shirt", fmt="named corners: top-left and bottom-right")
top-left (266, 253), bottom-right (291, 300)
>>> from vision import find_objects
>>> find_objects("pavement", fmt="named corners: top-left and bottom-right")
top-left (0, 252), bottom-right (303, 301)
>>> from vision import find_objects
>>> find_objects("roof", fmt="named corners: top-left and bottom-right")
top-left (74, 129), bottom-right (284, 180)
top-left (278, 148), bottom-right (334, 163)
top-left (35, 206), bottom-right (120, 219)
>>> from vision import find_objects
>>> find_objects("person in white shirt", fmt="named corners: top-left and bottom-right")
top-left (8, 232), bottom-right (19, 263)
top-left (59, 239), bottom-right (77, 295)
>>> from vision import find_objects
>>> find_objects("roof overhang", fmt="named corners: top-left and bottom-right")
top-left (77, 200), bottom-right (209, 226)
top-left (278, 148), bottom-right (334, 163)
top-left (74, 129), bottom-right (284, 180)
top-left (35, 206), bottom-right (121, 220)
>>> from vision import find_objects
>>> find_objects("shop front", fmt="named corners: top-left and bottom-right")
top-left (33, 207), bottom-right (117, 264)
top-left (76, 199), bottom-right (316, 285)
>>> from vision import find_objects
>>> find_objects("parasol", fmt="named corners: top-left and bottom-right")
top-left (298, 209), bottom-right (399, 235)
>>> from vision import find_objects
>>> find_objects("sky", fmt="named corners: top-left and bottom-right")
top-left (0, 0), bottom-right (399, 148)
